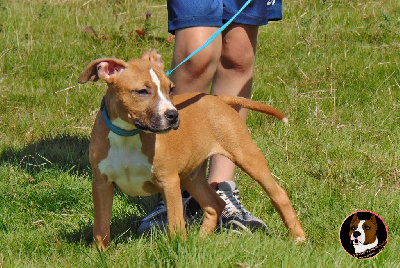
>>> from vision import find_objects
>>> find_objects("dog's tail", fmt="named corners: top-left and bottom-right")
top-left (217, 95), bottom-right (288, 124)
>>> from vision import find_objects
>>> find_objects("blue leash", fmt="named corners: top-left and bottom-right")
top-left (166, 0), bottom-right (253, 77)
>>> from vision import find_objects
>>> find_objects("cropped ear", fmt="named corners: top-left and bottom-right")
top-left (78, 58), bottom-right (128, 84)
top-left (351, 213), bottom-right (358, 222)
top-left (141, 49), bottom-right (164, 69)
top-left (370, 214), bottom-right (377, 225)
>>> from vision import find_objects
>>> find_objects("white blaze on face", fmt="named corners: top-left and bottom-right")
top-left (149, 68), bottom-right (175, 116)
top-left (351, 219), bottom-right (378, 253)
top-left (355, 220), bottom-right (366, 244)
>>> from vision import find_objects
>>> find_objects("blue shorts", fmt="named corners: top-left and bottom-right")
top-left (167, 0), bottom-right (282, 34)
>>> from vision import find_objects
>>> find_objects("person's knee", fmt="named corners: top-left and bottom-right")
top-left (181, 46), bottom-right (220, 80)
top-left (173, 27), bottom-right (221, 80)
top-left (221, 42), bottom-right (255, 74)
top-left (220, 25), bottom-right (258, 74)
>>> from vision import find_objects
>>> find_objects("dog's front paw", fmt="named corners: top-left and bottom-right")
top-left (295, 236), bottom-right (307, 244)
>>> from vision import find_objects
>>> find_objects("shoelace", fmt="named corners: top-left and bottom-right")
top-left (154, 199), bottom-right (165, 211)
top-left (217, 189), bottom-right (249, 217)
top-left (143, 198), bottom-right (166, 220)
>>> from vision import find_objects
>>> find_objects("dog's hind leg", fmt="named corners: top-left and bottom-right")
top-left (227, 140), bottom-right (306, 241)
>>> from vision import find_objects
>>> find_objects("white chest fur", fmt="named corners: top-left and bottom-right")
top-left (98, 130), bottom-right (153, 196)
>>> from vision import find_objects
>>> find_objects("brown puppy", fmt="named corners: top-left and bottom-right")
top-left (79, 50), bottom-right (306, 250)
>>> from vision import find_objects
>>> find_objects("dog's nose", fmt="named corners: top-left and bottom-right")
top-left (164, 109), bottom-right (179, 127)
top-left (353, 231), bottom-right (361, 238)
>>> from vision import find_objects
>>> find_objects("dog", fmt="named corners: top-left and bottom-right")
top-left (78, 49), bottom-right (306, 250)
top-left (349, 213), bottom-right (378, 254)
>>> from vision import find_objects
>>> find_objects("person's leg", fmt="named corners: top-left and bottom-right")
top-left (208, 23), bottom-right (259, 187)
top-left (170, 27), bottom-right (222, 94)
top-left (171, 26), bottom-right (222, 181)
top-left (204, 23), bottom-right (268, 232)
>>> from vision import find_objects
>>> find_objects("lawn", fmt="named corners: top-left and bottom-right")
top-left (0, 0), bottom-right (399, 267)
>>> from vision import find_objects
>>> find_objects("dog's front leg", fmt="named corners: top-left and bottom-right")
top-left (92, 176), bottom-right (114, 251)
top-left (157, 174), bottom-right (186, 239)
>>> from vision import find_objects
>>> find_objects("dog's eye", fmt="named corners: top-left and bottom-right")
top-left (169, 86), bottom-right (175, 95)
top-left (365, 226), bottom-right (371, 230)
top-left (350, 227), bottom-right (356, 230)
top-left (135, 89), bottom-right (150, 95)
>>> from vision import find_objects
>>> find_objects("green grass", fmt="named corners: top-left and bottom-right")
top-left (0, 0), bottom-right (399, 266)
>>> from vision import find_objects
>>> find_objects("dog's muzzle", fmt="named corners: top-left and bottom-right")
top-left (165, 109), bottom-right (179, 130)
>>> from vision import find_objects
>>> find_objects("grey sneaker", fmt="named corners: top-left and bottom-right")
top-left (216, 181), bottom-right (269, 234)
top-left (137, 190), bottom-right (201, 235)
top-left (137, 182), bottom-right (268, 235)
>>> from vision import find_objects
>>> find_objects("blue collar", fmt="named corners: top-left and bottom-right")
top-left (100, 96), bottom-right (142, 137)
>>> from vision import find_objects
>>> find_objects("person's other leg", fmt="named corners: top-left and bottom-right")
top-left (207, 23), bottom-right (268, 232)
top-left (208, 23), bottom-right (259, 187)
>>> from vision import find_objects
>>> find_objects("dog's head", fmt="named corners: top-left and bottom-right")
top-left (78, 49), bottom-right (179, 133)
top-left (349, 213), bottom-right (378, 247)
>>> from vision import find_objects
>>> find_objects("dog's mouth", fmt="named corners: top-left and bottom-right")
top-left (133, 120), bottom-right (178, 133)
top-left (351, 237), bottom-right (362, 245)
top-left (130, 109), bottom-right (179, 133)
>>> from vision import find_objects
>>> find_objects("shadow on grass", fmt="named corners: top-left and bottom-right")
top-left (0, 134), bottom-right (159, 246)
top-left (62, 194), bottom-right (158, 247)
top-left (0, 134), bottom-right (91, 176)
